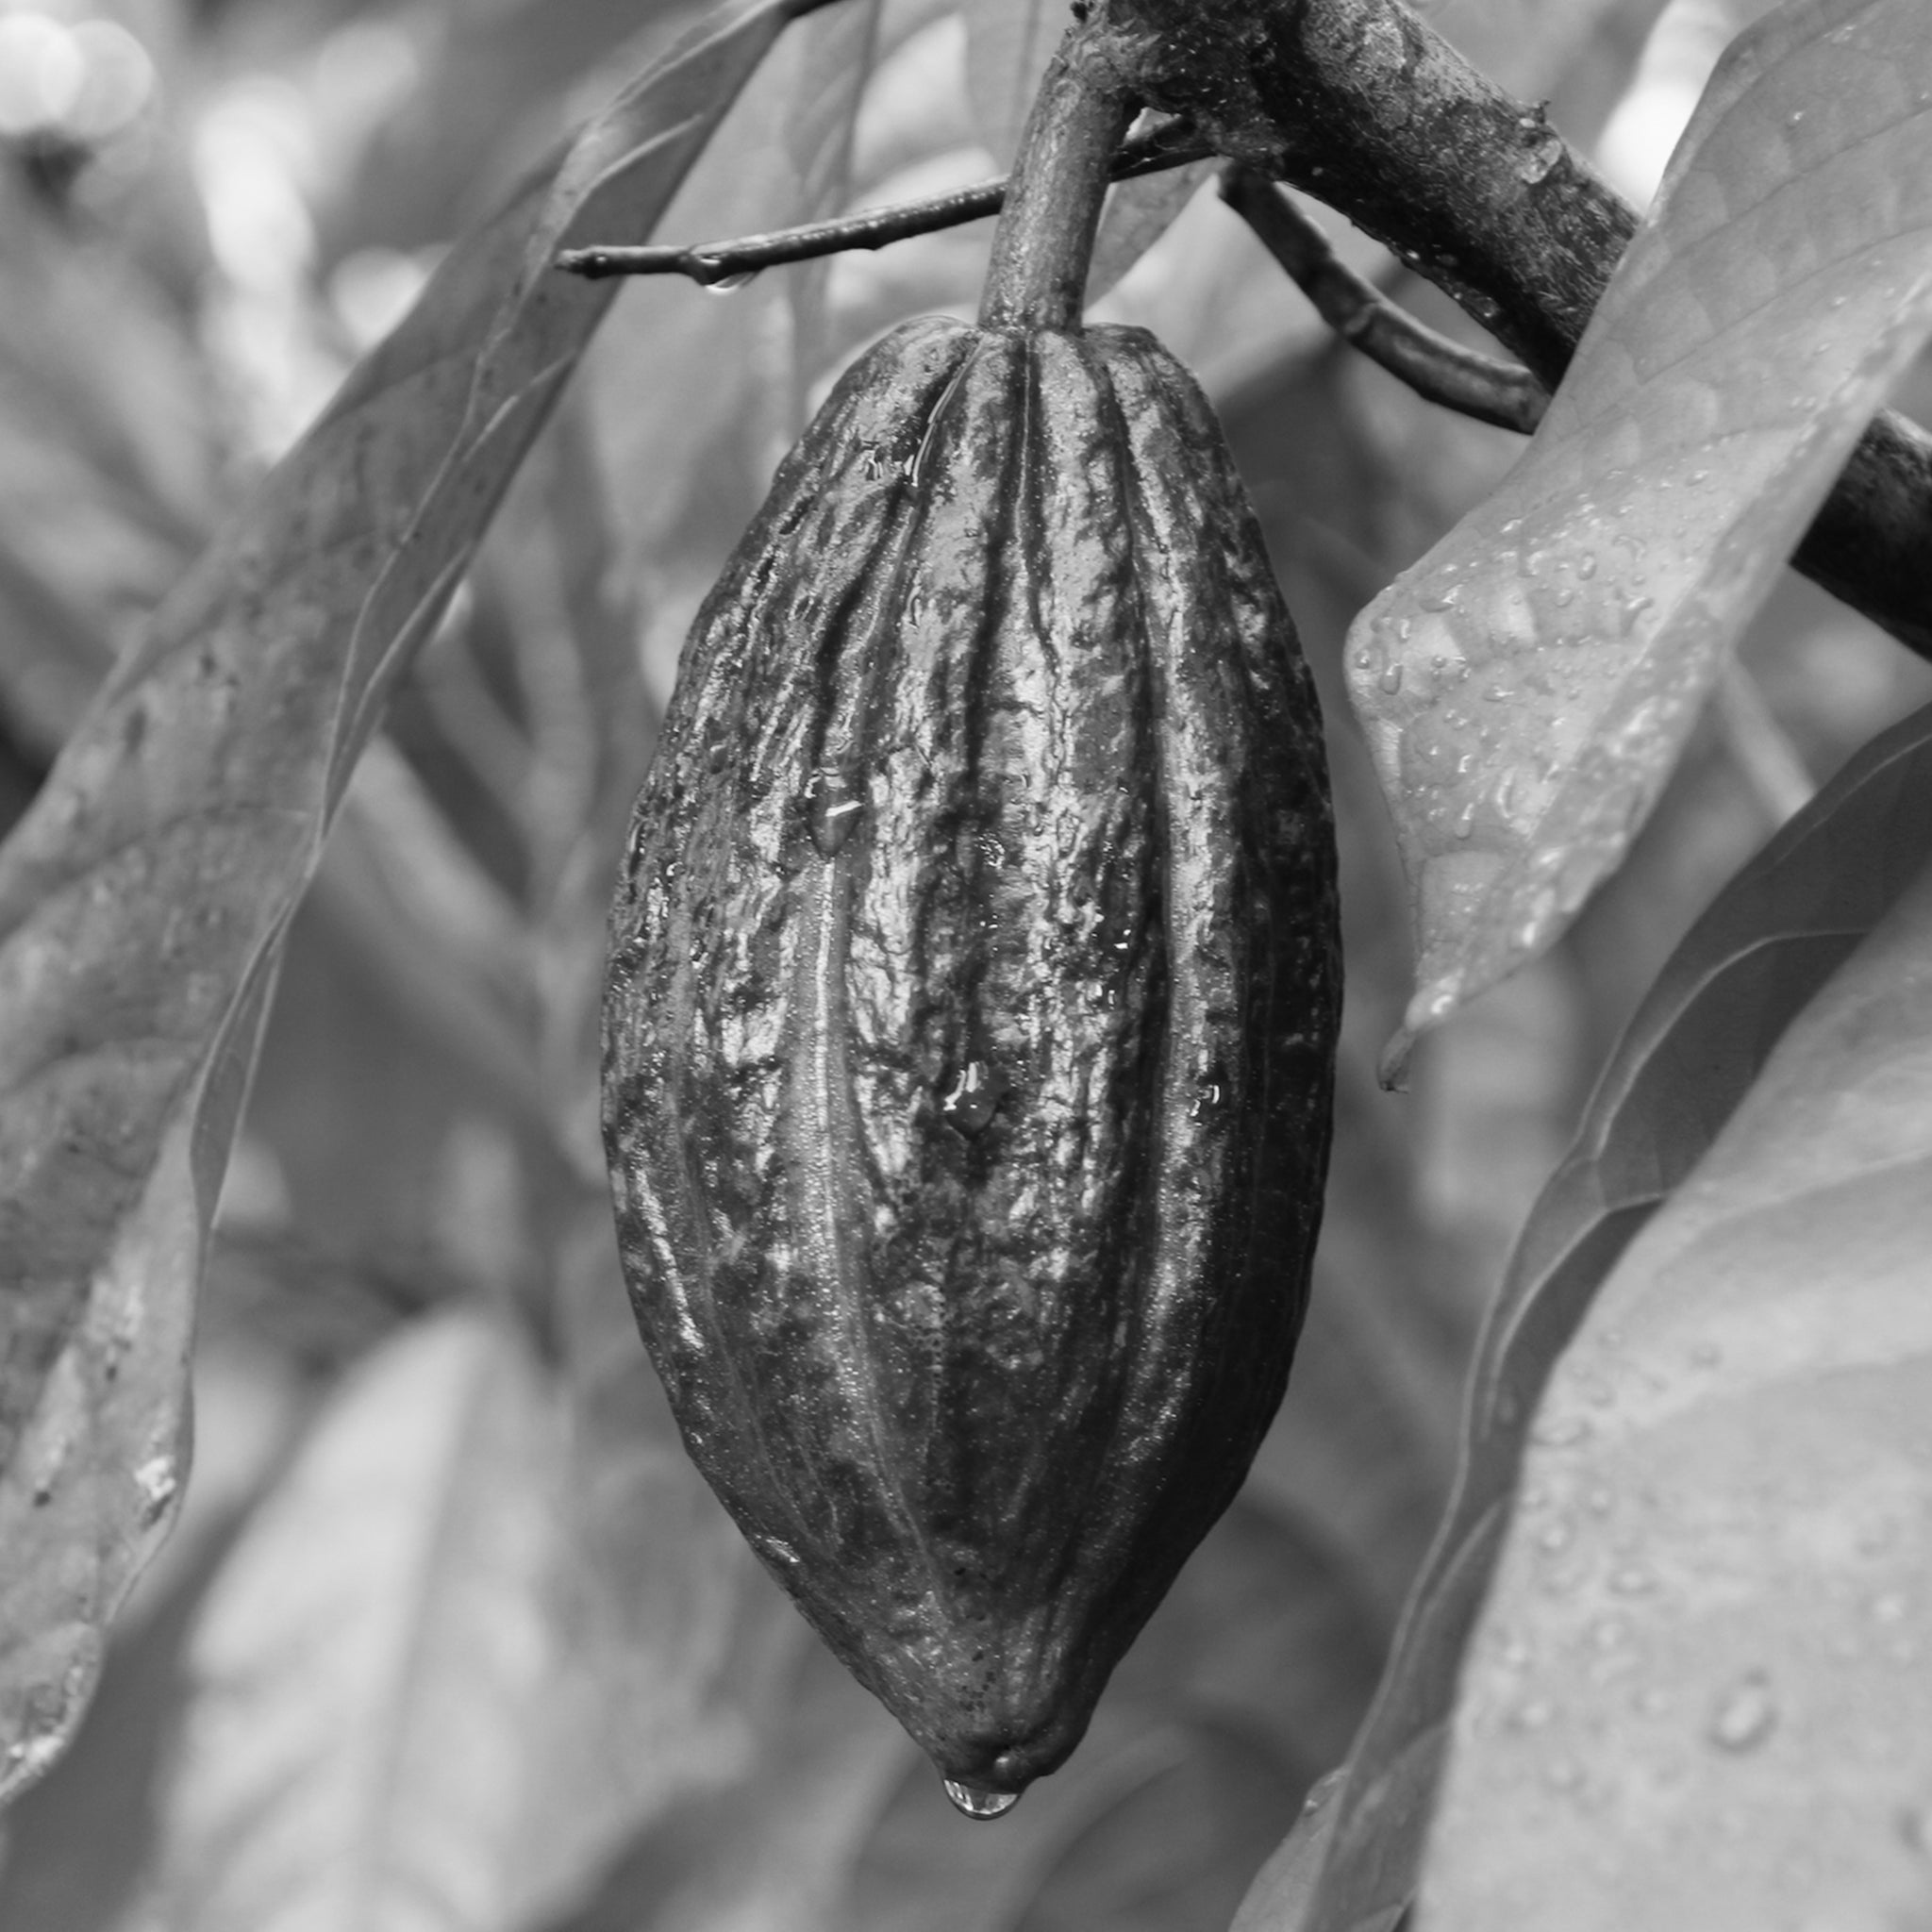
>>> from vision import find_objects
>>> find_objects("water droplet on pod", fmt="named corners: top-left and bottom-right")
top-left (804, 768), bottom-right (865, 858)
top-left (939, 1057), bottom-right (1007, 1135)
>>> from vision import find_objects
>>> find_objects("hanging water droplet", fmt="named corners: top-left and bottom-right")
top-left (1707, 1670), bottom-right (1777, 1753)
top-left (944, 1779), bottom-right (1019, 1820)
top-left (702, 268), bottom-right (759, 294)
top-left (804, 768), bottom-right (865, 858)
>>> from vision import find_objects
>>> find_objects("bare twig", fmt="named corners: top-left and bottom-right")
top-left (558, 123), bottom-right (1210, 283)
top-left (1221, 167), bottom-right (1547, 435)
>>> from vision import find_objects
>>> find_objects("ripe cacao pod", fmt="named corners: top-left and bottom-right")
top-left (602, 313), bottom-right (1340, 1807)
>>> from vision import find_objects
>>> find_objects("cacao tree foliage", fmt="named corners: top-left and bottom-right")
top-left (0, 0), bottom-right (1926, 1927)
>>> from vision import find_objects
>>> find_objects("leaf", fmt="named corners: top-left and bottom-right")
top-left (0, 179), bottom-right (211, 758)
top-left (1343, 0), bottom-right (1932, 1067)
top-left (962, 0), bottom-right (1065, 168)
top-left (1415, 776), bottom-right (1932, 1929)
top-left (138, 1303), bottom-right (752, 1932)
top-left (139, 1312), bottom-right (561, 1931)
top-left (782, 0), bottom-right (888, 406)
top-left (1084, 158), bottom-right (1220, 307)
top-left (583, 0), bottom-right (893, 610)
top-left (0, 0), bottom-right (807, 1806)
top-left (533, 1208), bottom-right (766, 1920)
top-left (1227, 1772), bottom-right (1351, 1932)
top-left (1270, 696), bottom-right (1932, 1932)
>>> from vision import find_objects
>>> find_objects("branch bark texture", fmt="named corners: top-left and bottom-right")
top-left (1101, 0), bottom-right (1932, 661)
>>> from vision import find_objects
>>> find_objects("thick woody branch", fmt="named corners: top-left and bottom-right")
top-left (1102, 0), bottom-right (1932, 661)
top-left (1222, 168), bottom-right (1547, 435)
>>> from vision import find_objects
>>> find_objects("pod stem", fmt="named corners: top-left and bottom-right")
top-left (977, 33), bottom-right (1137, 334)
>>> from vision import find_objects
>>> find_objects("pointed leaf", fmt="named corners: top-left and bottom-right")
top-left (0, 0), bottom-right (807, 1805)
top-left (1344, 0), bottom-right (1932, 1062)
top-left (1281, 696), bottom-right (1932, 1932)
top-left (1418, 791), bottom-right (1932, 1930)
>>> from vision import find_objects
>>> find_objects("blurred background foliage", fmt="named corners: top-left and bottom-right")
top-left (0, 0), bottom-right (1926, 1924)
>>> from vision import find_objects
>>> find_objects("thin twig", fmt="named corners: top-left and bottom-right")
top-left (556, 125), bottom-right (1211, 282)
top-left (1222, 166), bottom-right (1548, 435)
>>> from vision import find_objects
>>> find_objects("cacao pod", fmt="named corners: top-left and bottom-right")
top-left (602, 313), bottom-right (1340, 1808)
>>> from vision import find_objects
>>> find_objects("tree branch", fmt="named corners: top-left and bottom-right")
top-left (1103, 0), bottom-right (1932, 663)
top-left (1222, 167), bottom-right (1547, 435)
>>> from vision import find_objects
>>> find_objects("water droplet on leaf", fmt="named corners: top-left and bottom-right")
top-left (134, 1456), bottom-right (176, 1526)
top-left (1707, 1670), bottom-right (1776, 1752)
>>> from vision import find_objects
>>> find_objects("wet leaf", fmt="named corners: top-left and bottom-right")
top-left (1267, 697), bottom-right (1932, 1932)
top-left (1346, 0), bottom-right (1932, 1068)
top-left (0, 0), bottom-right (808, 1805)
top-left (1418, 769), bottom-right (1932, 1930)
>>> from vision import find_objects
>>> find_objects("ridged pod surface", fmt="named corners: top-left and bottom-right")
top-left (602, 314), bottom-right (1340, 1801)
